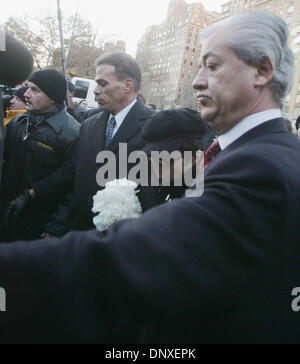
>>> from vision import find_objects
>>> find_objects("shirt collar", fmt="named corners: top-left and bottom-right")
top-left (22, 108), bottom-right (66, 133)
top-left (218, 109), bottom-right (282, 151)
top-left (109, 99), bottom-right (137, 128)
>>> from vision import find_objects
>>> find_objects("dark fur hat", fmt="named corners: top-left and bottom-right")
top-left (142, 108), bottom-right (210, 154)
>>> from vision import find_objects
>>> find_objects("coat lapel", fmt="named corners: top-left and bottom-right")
top-left (106, 100), bottom-right (148, 152)
top-left (91, 111), bottom-right (109, 154)
top-left (222, 118), bottom-right (287, 155)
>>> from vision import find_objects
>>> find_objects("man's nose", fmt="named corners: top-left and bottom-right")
top-left (94, 85), bottom-right (101, 95)
top-left (24, 89), bottom-right (30, 98)
top-left (192, 69), bottom-right (208, 91)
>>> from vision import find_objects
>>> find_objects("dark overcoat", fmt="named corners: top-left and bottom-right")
top-left (0, 118), bottom-right (299, 343)
top-left (67, 99), bottom-right (156, 231)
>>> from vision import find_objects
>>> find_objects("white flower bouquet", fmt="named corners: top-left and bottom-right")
top-left (92, 178), bottom-right (142, 232)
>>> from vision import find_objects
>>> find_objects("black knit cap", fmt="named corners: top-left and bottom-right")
top-left (13, 86), bottom-right (28, 104)
top-left (142, 108), bottom-right (209, 154)
top-left (28, 69), bottom-right (67, 104)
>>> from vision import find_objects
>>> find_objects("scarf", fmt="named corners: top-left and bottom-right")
top-left (22, 103), bottom-right (65, 141)
top-left (27, 103), bottom-right (65, 127)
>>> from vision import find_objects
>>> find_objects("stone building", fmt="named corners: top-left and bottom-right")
top-left (136, 0), bottom-right (218, 110)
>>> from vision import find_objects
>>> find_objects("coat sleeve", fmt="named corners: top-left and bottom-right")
top-left (0, 149), bottom-right (296, 343)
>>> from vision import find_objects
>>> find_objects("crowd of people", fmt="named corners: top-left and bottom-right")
top-left (0, 51), bottom-right (214, 240)
top-left (0, 10), bottom-right (299, 343)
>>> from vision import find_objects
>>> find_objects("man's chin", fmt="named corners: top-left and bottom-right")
top-left (99, 103), bottom-right (108, 111)
top-left (200, 108), bottom-right (217, 123)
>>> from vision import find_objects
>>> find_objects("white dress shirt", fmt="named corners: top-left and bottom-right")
top-left (218, 109), bottom-right (282, 151)
top-left (107, 99), bottom-right (137, 138)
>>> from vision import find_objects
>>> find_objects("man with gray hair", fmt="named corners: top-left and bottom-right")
top-left (0, 11), bottom-right (299, 344)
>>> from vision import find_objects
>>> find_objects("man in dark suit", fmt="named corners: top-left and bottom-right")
top-left (67, 52), bottom-right (155, 231)
top-left (0, 11), bottom-right (300, 344)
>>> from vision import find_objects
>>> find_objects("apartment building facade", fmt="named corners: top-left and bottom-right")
top-left (216, 0), bottom-right (300, 125)
top-left (136, 0), bottom-right (218, 110)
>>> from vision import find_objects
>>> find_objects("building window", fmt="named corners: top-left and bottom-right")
top-left (286, 17), bottom-right (292, 25)
top-left (294, 36), bottom-right (300, 46)
top-left (283, 104), bottom-right (289, 114)
top-left (288, 5), bottom-right (294, 14)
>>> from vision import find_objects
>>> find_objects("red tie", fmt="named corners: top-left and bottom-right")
top-left (204, 140), bottom-right (221, 168)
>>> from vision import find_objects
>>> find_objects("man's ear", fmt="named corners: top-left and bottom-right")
top-left (254, 56), bottom-right (274, 87)
top-left (123, 78), bottom-right (134, 93)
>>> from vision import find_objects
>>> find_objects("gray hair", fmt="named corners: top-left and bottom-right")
top-left (201, 11), bottom-right (295, 108)
top-left (95, 52), bottom-right (141, 92)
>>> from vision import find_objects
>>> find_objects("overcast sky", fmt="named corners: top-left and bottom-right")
top-left (0, 0), bottom-right (226, 55)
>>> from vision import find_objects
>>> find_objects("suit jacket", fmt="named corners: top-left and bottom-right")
top-left (67, 99), bottom-right (155, 231)
top-left (0, 118), bottom-right (300, 344)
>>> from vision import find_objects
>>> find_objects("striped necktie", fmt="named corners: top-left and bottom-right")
top-left (105, 116), bottom-right (116, 147)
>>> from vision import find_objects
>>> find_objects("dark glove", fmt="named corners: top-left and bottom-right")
top-left (5, 189), bottom-right (31, 226)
